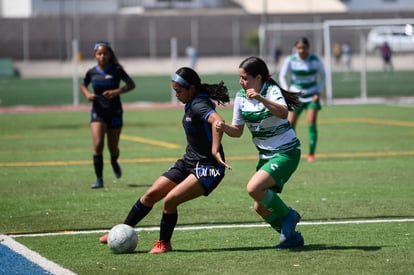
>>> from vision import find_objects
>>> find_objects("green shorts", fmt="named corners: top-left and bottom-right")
top-left (256, 148), bottom-right (301, 193)
top-left (294, 100), bottom-right (322, 115)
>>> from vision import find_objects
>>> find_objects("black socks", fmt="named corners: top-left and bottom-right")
top-left (159, 212), bottom-right (178, 242)
top-left (93, 155), bottom-right (103, 180)
top-left (123, 199), bottom-right (153, 227)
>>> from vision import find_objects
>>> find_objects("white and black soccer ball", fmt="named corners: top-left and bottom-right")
top-left (107, 224), bottom-right (138, 254)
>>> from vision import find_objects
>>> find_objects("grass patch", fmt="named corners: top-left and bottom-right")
top-left (0, 71), bottom-right (413, 107)
top-left (1, 104), bottom-right (413, 274)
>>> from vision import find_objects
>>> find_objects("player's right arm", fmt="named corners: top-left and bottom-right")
top-left (278, 57), bottom-right (290, 90)
top-left (80, 72), bottom-right (95, 102)
top-left (216, 122), bottom-right (244, 138)
top-left (80, 83), bottom-right (95, 102)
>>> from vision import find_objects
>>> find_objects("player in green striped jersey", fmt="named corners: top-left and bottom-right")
top-left (216, 56), bottom-right (304, 248)
top-left (279, 37), bottom-right (326, 162)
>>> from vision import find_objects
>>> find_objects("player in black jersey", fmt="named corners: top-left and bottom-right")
top-left (99, 67), bottom-right (231, 254)
top-left (80, 41), bottom-right (136, 189)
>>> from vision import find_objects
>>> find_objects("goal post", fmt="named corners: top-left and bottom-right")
top-left (259, 18), bottom-right (414, 105)
top-left (323, 18), bottom-right (414, 105)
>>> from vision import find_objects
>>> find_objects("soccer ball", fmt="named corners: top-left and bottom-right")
top-left (107, 224), bottom-right (138, 254)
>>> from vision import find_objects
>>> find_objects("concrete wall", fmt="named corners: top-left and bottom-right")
top-left (1, 11), bottom-right (413, 60)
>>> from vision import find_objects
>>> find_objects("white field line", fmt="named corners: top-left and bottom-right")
top-left (8, 218), bottom-right (414, 238)
top-left (2, 218), bottom-right (413, 275)
top-left (0, 234), bottom-right (77, 275)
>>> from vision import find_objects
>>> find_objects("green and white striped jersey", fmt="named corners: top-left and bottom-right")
top-left (232, 83), bottom-right (300, 159)
top-left (279, 53), bottom-right (326, 103)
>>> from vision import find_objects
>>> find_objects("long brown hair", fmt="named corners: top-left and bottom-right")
top-left (239, 56), bottom-right (302, 111)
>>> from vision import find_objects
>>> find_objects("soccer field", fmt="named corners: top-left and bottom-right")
top-left (0, 104), bottom-right (413, 274)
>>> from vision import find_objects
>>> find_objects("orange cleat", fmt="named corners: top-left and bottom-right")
top-left (99, 234), bottom-right (108, 244)
top-left (149, 240), bottom-right (172, 254)
top-left (307, 155), bottom-right (315, 163)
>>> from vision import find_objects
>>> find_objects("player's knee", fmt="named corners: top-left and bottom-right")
top-left (246, 182), bottom-right (260, 198)
top-left (140, 192), bottom-right (160, 207)
top-left (163, 196), bottom-right (179, 213)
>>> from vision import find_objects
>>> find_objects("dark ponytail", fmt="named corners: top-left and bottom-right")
top-left (174, 67), bottom-right (230, 105)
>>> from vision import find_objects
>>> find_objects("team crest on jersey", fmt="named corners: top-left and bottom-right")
top-left (105, 75), bottom-right (113, 79)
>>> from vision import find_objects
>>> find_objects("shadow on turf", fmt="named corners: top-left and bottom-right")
top-left (172, 244), bottom-right (381, 253)
top-left (297, 244), bottom-right (381, 252)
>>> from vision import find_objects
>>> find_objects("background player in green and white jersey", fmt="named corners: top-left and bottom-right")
top-left (279, 37), bottom-right (326, 162)
top-left (216, 56), bottom-right (304, 248)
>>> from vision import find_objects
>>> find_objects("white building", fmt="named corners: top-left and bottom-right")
top-left (0, 0), bottom-right (118, 17)
top-left (0, 0), bottom-right (225, 17)
top-left (233, 0), bottom-right (414, 14)
top-left (2, 0), bottom-right (414, 18)
top-left (340, 0), bottom-right (414, 12)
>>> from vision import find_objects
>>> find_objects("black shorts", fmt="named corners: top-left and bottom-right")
top-left (162, 159), bottom-right (225, 196)
top-left (90, 108), bottom-right (123, 129)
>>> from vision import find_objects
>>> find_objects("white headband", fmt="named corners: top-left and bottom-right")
top-left (172, 73), bottom-right (190, 87)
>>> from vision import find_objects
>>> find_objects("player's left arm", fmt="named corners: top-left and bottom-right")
top-left (316, 59), bottom-right (326, 94)
top-left (248, 88), bottom-right (288, 119)
top-left (312, 59), bottom-right (326, 102)
top-left (119, 78), bottom-right (136, 94)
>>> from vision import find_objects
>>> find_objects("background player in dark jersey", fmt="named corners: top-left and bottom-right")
top-left (80, 41), bottom-right (136, 189)
top-left (99, 67), bottom-right (231, 254)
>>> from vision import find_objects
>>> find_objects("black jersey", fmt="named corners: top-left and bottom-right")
top-left (82, 63), bottom-right (132, 113)
top-left (182, 94), bottom-right (225, 164)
